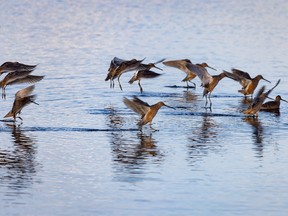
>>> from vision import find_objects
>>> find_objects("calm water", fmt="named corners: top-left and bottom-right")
top-left (1, 0), bottom-right (288, 215)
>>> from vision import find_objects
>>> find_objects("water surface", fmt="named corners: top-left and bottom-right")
top-left (1, 0), bottom-right (288, 215)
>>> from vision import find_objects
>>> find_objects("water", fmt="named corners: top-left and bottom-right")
top-left (1, 0), bottom-right (288, 215)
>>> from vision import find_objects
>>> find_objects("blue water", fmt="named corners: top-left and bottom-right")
top-left (1, 0), bottom-right (288, 215)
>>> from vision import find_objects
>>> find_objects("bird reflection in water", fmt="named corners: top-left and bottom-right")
top-left (187, 113), bottom-right (220, 165)
top-left (0, 123), bottom-right (39, 198)
top-left (105, 107), bottom-right (162, 181)
top-left (243, 117), bottom-right (264, 158)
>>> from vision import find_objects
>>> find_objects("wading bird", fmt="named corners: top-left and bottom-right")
top-left (111, 58), bottom-right (164, 91)
top-left (128, 69), bottom-right (162, 93)
top-left (181, 62), bottom-right (224, 109)
top-left (260, 95), bottom-right (288, 111)
top-left (0, 61), bottom-right (37, 75)
top-left (224, 68), bottom-right (270, 97)
top-left (0, 70), bottom-right (44, 99)
top-left (243, 79), bottom-right (280, 117)
top-left (4, 85), bottom-right (39, 121)
top-left (105, 57), bottom-right (126, 88)
top-left (163, 59), bottom-right (197, 88)
top-left (123, 96), bottom-right (175, 130)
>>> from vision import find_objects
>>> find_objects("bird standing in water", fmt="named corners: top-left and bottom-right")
top-left (224, 68), bottom-right (270, 97)
top-left (123, 96), bottom-right (175, 130)
top-left (243, 79), bottom-right (281, 117)
top-left (4, 85), bottom-right (39, 121)
top-left (183, 62), bottom-right (224, 109)
top-left (128, 69), bottom-right (162, 93)
top-left (260, 95), bottom-right (288, 111)
top-left (163, 59), bottom-right (197, 88)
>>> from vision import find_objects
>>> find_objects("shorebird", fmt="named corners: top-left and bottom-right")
top-left (260, 95), bottom-right (288, 111)
top-left (105, 57), bottom-right (126, 88)
top-left (128, 69), bottom-right (162, 93)
top-left (224, 68), bottom-right (270, 97)
top-left (0, 61), bottom-right (37, 75)
top-left (111, 58), bottom-right (145, 91)
top-left (163, 59), bottom-right (197, 88)
top-left (111, 58), bottom-right (164, 91)
top-left (123, 96), bottom-right (175, 130)
top-left (4, 85), bottom-right (38, 121)
top-left (181, 62), bottom-right (224, 109)
top-left (0, 70), bottom-right (44, 99)
top-left (243, 79), bottom-right (280, 117)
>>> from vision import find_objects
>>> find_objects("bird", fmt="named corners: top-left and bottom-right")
top-left (0, 70), bottom-right (44, 99)
top-left (224, 68), bottom-right (270, 97)
top-left (128, 69), bottom-right (162, 93)
top-left (163, 59), bottom-right (197, 88)
top-left (111, 58), bottom-right (145, 91)
top-left (260, 95), bottom-right (288, 111)
top-left (243, 79), bottom-right (281, 117)
top-left (111, 58), bottom-right (164, 91)
top-left (123, 96), bottom-right (175, 130)
top-left (105, 57), bottom-right (126, 88)
top-left (0, 61), bottom-right (37, 75)
top-left (4, 85), bottom-right (39, 121)
top-left (181, 62), bottom-right (224, 109)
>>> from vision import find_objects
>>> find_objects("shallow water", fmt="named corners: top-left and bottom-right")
top-left (1, 0), bottom-right (288, 215)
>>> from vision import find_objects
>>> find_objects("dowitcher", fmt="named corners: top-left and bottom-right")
top-left (0, 61), bottom-right (37, 75)
top-left (183, 62), bottom-right (224, 109)
top-left (105, 57), bottom-right (126, 88)
top-left (260, 95), bottom-right (288, 111)
top-left (111, 58), bottom-right (145, 91)
top-left (128, 69), bottom-right (162, 93)
top-left (0, 70), bottom-right (44, 99)
top-left (4, 85), bottom-right (38, 121)
top-left (224, 68), bottom-right (270, 97)
top-left (163, 59), bottom-right (197, 88)
top-left (243, 79), bottom-right (280, 117)
top-left (123, 96), bottom-right (175, 130)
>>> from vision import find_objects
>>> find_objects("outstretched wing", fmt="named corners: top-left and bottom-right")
top-left (9, 75), bottom-right (44, 86)
top-left (163, 59), bottom-right (195, 75)
top-left (232, 68), bottom-right (252, 80)
top-left (123, 96), bottom-right (150, 116)
top-left (187, 63), bottom-right (212, 86)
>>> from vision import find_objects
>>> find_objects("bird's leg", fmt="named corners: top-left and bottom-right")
top-left (2, 88), bottom-right (6, 100)
top-left (188, 81), bottom-right (196, 88)
top-left (149, 122), bottom-right (158, 132)
top-left (138, 80), bottom-right (143, 93)
top-left (205, 95), bottom-right (208, 107)
top-left (117, 75), bottom-right (123, 91)
top-left (208, 93), bottom-right (212, 109)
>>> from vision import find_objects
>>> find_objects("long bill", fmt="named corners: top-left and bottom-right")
top-left (207, 65), bottom-right (217, 71)
top-left (263, 77), bottom-right (271, 83)
top-left (165, 104), bottom-right (176, 110)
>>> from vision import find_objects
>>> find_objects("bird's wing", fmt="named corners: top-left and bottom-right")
top-left (153, 58), bottom-right (166, 64)
top-left (2, 70), bottom-right (33, 84)
top-left (123, 97), bottom-right (150, 116)
top-left (15, 85), bottom-right (36, 99)
top-left (163, 59), bottom-right (194, 75)
top-left (9, 75), bottom-right (44, 86)
top-left (187, 63), bottom-right (212, 86)
top-left (224, 70), bottom-right (250, 87)
top-left (232, 68), bottom-right (252, 80)
top-left (264, 79), bottom-right (281, 98)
